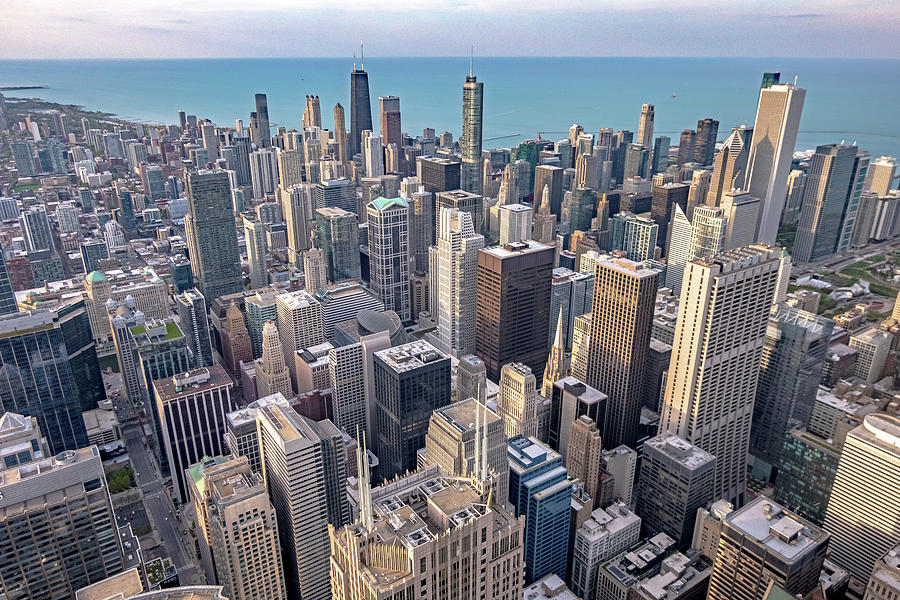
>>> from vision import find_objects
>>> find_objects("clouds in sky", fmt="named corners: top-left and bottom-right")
top-left (1, 0), bottom-right (896, 59)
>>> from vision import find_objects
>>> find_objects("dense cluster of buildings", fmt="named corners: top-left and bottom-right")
top-left (0, 64), bottom-right (898, 600)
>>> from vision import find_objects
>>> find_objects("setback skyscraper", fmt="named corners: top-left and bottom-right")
top-left (461, 69), bottom-right (484, 195)
top-left (350, 61), bottom-right (372, 157)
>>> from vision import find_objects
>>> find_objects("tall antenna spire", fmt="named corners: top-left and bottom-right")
top-left (356, 426), bottom-right (373, 532)
top-left (360, 41), bottom-right (365, 70)
top-left (353, 51), bottom-right (356, 71)
top-left (474, 398), bottom-right (481, 480)
top-left (481, 398), bottom-right (488, 483)
top-left (469, 44), bottom-right (474, 77)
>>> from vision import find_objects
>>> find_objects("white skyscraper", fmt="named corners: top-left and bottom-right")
top-left (275, 290), bottom-right (324, 387)
top-left (746, 82), bottom-right (806, 244)
top-left (250, 147), bottom-right (279, 198)
top-left (720, 190), bottom-right (761, 250)
top-left (366, 197), bottom-right (411, 321)
top-left (659, 245), bottom-right (780, 506)
top-left (432, 207), bottom-right (484, 357)
top-left (664, 205), bottom-right (693, 293)
top-left (362, 131), bottom-right (384, 177)
top-left (824, 414), bottom-right (900, 591)
top-left (498, 203), bottom-right (532, 246)
top-left (865, 156), bottom-right (897, 196)
top-left (243, 216), bottom-right (268, 290)
top-left (328, 342), bottom-right (366, 437)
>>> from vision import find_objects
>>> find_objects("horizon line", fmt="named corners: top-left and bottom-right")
top-left (1, 55), bottom-right (898, 61)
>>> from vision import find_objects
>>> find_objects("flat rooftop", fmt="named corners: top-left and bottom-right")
top-left (153, 365), bottom-right (232, 402)
top-left (375, 340), bottom-right (447, 373)
top-left (727, 497), bottom-right (827, 562)
top-left (481, 239), bottom-right (552, 259)
top-left (644, 432), bottom-right (716, 470)
top-left (434, 398), bottom-right (501, 433)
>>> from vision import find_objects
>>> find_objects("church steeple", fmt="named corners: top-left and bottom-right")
top-left (541, 311), bottom-right (570, 397)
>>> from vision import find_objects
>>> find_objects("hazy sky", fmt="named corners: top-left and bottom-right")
top-left (2, 0), bottom-right (897, 59)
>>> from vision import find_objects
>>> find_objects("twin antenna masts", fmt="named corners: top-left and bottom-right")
top-left (353, 42), bottom-right (365, 71)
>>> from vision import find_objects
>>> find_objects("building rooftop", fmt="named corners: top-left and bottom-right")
top-left (644, 432), bottom-right (716, 470)
top-left (857, 413), bottom-right (900, 451)
top-left (316, 206), bottom-right (355, 218)
top-left (75, 567), bottom-right (144, 600)
top-left (524, 575), bottom-right (580, 600)
top-left (0, 446), bottom-right (103, 517)
top-left (152, 365), bottom-right (232, 403)
top-left (130, 319), bottom-right (183, 343)
top-left (578, 502), bottom-right (641, 543)
top-left (634, 553), bottom-right (713, 600)
top-left (508, 436), bottom-right (560, 472)
top-left (276, 290), bottom-right (318, 311)
top-left (434, 398), bottom-right (501, 434)
top-left (481, 239), bottom-right (552, 259)
top-left (726, 497), bottom-right (828, 562)
top-left (601, 532), bottom-right (677, 587)
top-left (375, 339), bottom-right (447, 373)
top-left (600, 256), bottom-right (660, 278)
top-left (370, 196), bottom-right (408, 211)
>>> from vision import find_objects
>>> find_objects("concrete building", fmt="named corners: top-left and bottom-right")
top-left (497, 362), bottom-right (540, 439)
top-left (848, 327), bottom-right (893, 383)
top-left (707, 497), bottom-right (828, 600)
top-left (243, 216), bottom-right (268, 290)
top-left (586, 256), bottom-right (658, 449)
top-left (313, 280), bottom-right (384, 340)
top-left (255, 321), bottom-right (293, 399)
top-left (746, 83), bottom-right (806, 244)
top-left (457, 354), bottom-right (487, 403)
top-left (611, 212), bottom-right (659, 262)
top-left (637, 433), bottom-right (716, 548)
top-left (864, 542), bottom-right (900, 600)
top-left (865, 156), bottom-right (897, 196)
top-left (570, 502), bottom-right (642, 600)
top-left (275, 290), bottom-right (323, 387)
top-left (659, 245), bottom-right (780, 506)
top-left (824, 414), bottom-right (900, 590)
top-left (153, 366), bottom-right (236, 503)
top-left (315, 207), bottom-right (361, 283)
top-left (0, 446), bottom-right (125, 599)
top-left (549, 377), bottom-right (607, 460)
top-left (596, 533), bottom-right (677, 600)
top-left (367, 197), bottom-right (411, 321)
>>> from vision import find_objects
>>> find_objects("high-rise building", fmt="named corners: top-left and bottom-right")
top-left (535, 165), bottom-right (564, 219)
top-left (499, 203), bottom-right (533, 245)
top-left (694, 118), bottom-right (719, 166)
top-left (20, 205), bottom-right (53, 253)
top-left (533, 185), bottom-right (557, 243)
top-left (277, 149), bottom-right (303, 189)
top-left (315, 178), bottom-right (356, 212)
top-left (303, 94), bottom-right (322, 129)
top-left (417, 156), bottom-right (462, 194)
top-left (303, 247), bottom-right (327, 293)
top-left (650, 182), bottom-right (689, 256)
top-left (424, 397), bottom-right (509, 504)
top-left (677, 130), bottom-right (697, 166)
top-left (549, 377), bottom-right (607, 460)
top-left (329, 461), bottom-right (524, 600)
top-left (849, 326), bottom-right (893, 383)
top-left (184, 171), bottom-right (243, 300)
top-left (775, 427), bottom-right (841, 526)
top-left (0, 446), bottom-right (126, 598)
top-left (249, 147), bottom-right (279, 198)
top-left (11, 140), bottom-right (37, 176)
top-left (255, 93), bottom-right (271, 147)
top-left (362, 131), bottom-right (385, 177)
top-left (746, 83), bottom-right (806, 244)
top-left (707, 497), bottom-right (829, 600)
top-left (192, 455), bottom-right (288, 600)
top-left (638, 103), bottom-right (655, 154)
top-left (220, 301), bottom-right (252, 376)
top-left (275, 290), bottom-right (324, 387)
top-left (367, 197), bottom-right (411, 321)
top-left (611, 212), bottom-right (659, 262)
top-left (315, 207), bottom-right (360, 283)
top-left (461, 70), bottom-right (484, 194)
top-left (349, 61), bottom-right (372, 157)
top-left (823, 414), bottom-right (900, 589)
top-left (659, 245), bottom-right (780, 506)
top-left (0, 253), bottom-right (17, 316)
top-left (176, 288), bottom-right (215, 367)
top-left (706, 126), bottom-right (753, 208)
top-left (750, 306), bottom-right (833, 477)
top-left (497, 362), bottom-right (540, 439)
top-left (864, 542), bottom-right (900, 600)
top-left (255, 393), bottom-right (333, 600)
top-left (80, 238), bottom-right (109, 274)
top-left (570, 502), bottom-right (642, 600)
top-left (794, 145), bottom-right (869, 263)
top-left (378, 95), bottom-right (401, 149)
top-left (865, 156), bottom-right (897, 196)
top-left (651, 136), bottom-right (671, 175)
top-left (0, 309), bottom-right (89, 453)
top-left (508, 436), bottom-right (573, 583)
top-left (565, 414), bottom-right (603, 505)
top-left (430, 207), bottom-right (484, 357)
top-left (153, 365), bottom-right (236, 503)
top-left (333, 103), bottom-right (348, 163)
top-left (243, 216), bottom-right (268, 290)
top-left (720, 189), bottom-right (761, 250)
top-left (586, 257), bottom-right (658, 449)
top-left (373, 340), bottom-right (451, 480)
top-left (457, 353), bottom-right (487, 402)
top-left (255, 321), bottom-right (293, 399)
top-left (637, 433), bottom-right (716, 548)
top-left (476, 240), bottom-right (554, 382)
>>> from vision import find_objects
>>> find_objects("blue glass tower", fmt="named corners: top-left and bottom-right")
top-left (0, 310), bottom-right (88, 453)
top-left (508, 435), bottom-right (573, 584)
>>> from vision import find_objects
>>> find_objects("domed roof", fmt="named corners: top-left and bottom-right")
top-left (357, 309), bottom-right (401, 337)
top-left (86, 270), bottom-right (107, 283)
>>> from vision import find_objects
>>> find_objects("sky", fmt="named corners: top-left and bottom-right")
top-left (1, 0), bottom-right (898, 59)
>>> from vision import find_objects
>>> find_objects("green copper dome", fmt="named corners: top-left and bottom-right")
top-left (86, 270), bottom-right (107, 283)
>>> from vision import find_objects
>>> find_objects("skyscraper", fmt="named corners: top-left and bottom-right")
top-left (255, 393), bottom-right (332, 600)
top-left (373, 340), bottom-right (451, 480)
top-left (823, 413), bottom-right (900, 589)
top-left (350, 61), bottom-right (372, 157)
top-left (0, 252), bottom-right (18, 316)
top-left (694, 118), bottom-right (719, 166)
top-left (184, 171), bottom-right (244, 300)
top-left (461, 69), bottom-right (484, 195)
top-left (476, 240), bottom-right (554, 382)
top-left (221, 301), bottom-right (252, 376)
top-left (706, 126), bottom-right (753, 208)
top-left (255, 93), bottom-right (271, 147)
top-left (176, 288), bottom-right (215, 368)
top-left (638, 103), bottom-right (655, 154)
top-left (20, 205), bottom-right (53, 253)
top-left (315, 207), bottom-right (361, 282)
top-left (275, 290), bottom-right (324, 386)
top-left (707, 497), bottom-right (828, 600)
top-left (508, 436), bottom-right (573, 583)
top-left (378, 95), bottom-right (401, 149)
top-left (586, 257), bottom-right (658, 449)
top-left (749, 306), bottom-right (833, 478)
top-left (303, 94), bottom-right (322, 129)
top-left (497, 362), bottom-right (540, 439)
top-left (865, 155), bottom-right (897, 196)
top-left (243, 216), bottom-right (268, 290)
top-left (677, 129), bottom-right (697, 166)
top-left (637, 433), bottom-right (716, 548)
top-left (255, 321), bottom-right (293, 399)
top-left (367, 197), bottom-right (411, 321)
top-left (746, 82), bottom-right (806, 244)
top-left (650, 182), bottom-right (689, 255)
top-left (333, 103), bottom-right (348, 163)
top-left (431, 207), bottom-right (484, 357)
top-left (659, 245), bottom-right (780, 506)
top-left (0, 446), bottom-right (126, 598)
top-left (611, 212), bottom-right (659, 262)
top-left (534, 165), bottom-right (564, 219)
top-left (794, 144), bottom-right (869, 263)
top-left (153, 365), bottom-right (237, 503)
top-left (362, 131), bottom-right (385, 177)
top-left (0, 309), bottom-right (89, 453)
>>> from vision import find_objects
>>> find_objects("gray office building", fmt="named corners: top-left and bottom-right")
top-left (315, 207), bottom-right (361, 283)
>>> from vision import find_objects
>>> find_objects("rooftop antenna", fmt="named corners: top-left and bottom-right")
top-left (794, 75), bottom-right (798, 86)
top-left (361, 41), bottom-right (365, 71)
top-left (353, 51), bottom-right (356, 71)
top-left (355, 426), bottom-right (373, 532)
top-left (469, 44), bottom-right (474, 77)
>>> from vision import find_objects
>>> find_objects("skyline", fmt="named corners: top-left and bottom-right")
top-left (2, 0), bottom-right (899, 60)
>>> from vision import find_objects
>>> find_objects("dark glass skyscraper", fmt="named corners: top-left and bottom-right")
top-left (0, 253), bottom-right (17, 316)
top-left (0, 310), bottom-right (88, 453)
top-left (350, 65), bottom-right (372, 157)
top-left (255, 93), bottom-right (270, 147)
top-left (53, 297), bottom-right (104, 412)
top-left (184, 171), bottom-right (243, 301)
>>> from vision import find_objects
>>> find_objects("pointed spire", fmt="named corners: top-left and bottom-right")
top-left (470, 44), bottom-right (474, 77)
top-left (356, 426), bottom-right (373, 532)
top-left (360, 42), bottom-right (364, 70)
top-left (481, 399), bottom-right (488, 483)
top-left (553, 310), bottom-right (565, 351)
top-left (541, 184), bottom-right (551, 211)
top-left (474, 397), bottom-right (481, 480)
